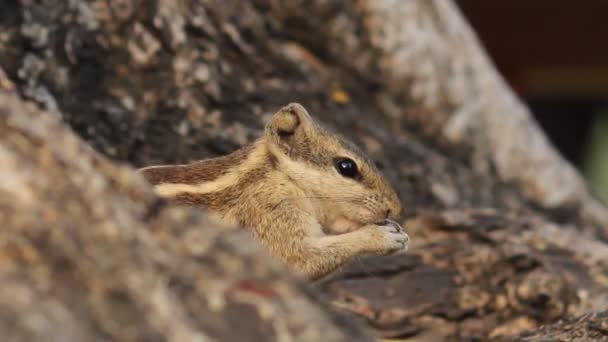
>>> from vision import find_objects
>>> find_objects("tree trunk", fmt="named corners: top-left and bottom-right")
top-left (1, 0), bottom-right (607, 340)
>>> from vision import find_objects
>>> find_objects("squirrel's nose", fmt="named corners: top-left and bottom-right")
top-left (385, 202), bottom-right (401, 219)
top-left (387, 198), bottom-right (402, 219)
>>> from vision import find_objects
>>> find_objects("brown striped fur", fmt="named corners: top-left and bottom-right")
top-left (138, 103), bottom-right (409, 280)
top-left (139, 143), bottom-right (256, 185)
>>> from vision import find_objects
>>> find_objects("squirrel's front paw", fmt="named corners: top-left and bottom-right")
top-left (380, 219), bottom-right (409, 254)
top-left (364, 219), bottom-right (409, 255)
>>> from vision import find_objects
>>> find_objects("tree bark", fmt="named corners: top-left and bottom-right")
top-left (1, 0), bottom-right (607, 340)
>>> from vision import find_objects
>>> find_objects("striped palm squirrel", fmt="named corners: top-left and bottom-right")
top-left (139, 103), bottom-right (409, 280)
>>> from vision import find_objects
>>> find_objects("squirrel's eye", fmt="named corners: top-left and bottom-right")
top-left (335, 158), bottom-right (358, 178)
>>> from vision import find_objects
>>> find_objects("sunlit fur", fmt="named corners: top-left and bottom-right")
top-left (139, 103), bottom-right (408, 280)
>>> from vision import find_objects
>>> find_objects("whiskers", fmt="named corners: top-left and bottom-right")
top-left (269, 195), bottom-right (376, 225)
top-left (290, 195), bottom-right (365, 205)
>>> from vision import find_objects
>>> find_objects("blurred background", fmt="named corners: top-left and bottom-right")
top-left (456, 0), bottom-right (608, 203)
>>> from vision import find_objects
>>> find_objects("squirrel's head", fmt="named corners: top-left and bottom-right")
top-left (264, 103), bottom-right (402, 233)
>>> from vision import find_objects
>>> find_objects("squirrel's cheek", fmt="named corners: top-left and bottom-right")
top-left (324, 217), bottom-right (361, 234)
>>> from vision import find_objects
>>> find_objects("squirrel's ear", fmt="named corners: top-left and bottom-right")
top-left (265, 103), bottom-right (313, 139)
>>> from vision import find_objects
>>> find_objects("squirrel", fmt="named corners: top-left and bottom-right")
top-left (138, 103), bottom-right (409, 280)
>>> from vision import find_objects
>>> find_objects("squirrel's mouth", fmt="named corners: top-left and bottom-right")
top-left (375, 218), bottom-right (400, 226)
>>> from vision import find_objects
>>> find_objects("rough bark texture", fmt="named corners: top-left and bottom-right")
top-left (1, 0), bottom-right (608, 341)
top-left (515, 311), bottom-right (608, 342)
